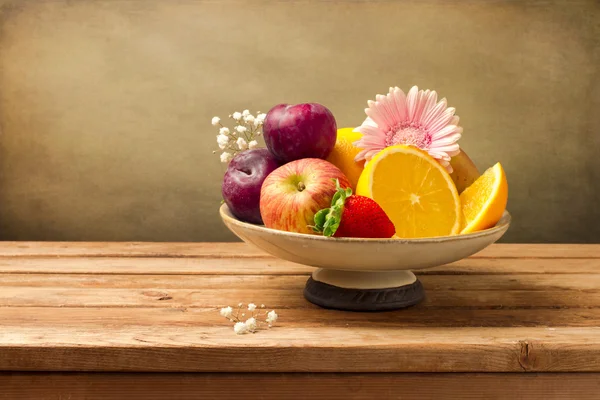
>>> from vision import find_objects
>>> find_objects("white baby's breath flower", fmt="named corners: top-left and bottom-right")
top-left (212, 108), bottom-right (266, 162)
top-left (238, 302), bottom-right (243, 307)
top-left (220, 152), bottom-right (233, 163)
top-left (237, 137), bottom-right (248, 150)
top-left (247, 303), bottom-right (257, 311)
top-left (233, 322), bottom-right (247, 335)
top-left (245, 317), bottom-right (257, 332)
top-left (220, 306), bottom-right (233, 318)
top-left (266, 310), bottom-right (278, 324)
top-left (217, 134), bottom-right (229, 150)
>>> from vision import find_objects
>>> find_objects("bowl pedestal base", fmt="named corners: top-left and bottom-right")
top-left (303, 269), bottom-right (425, 311)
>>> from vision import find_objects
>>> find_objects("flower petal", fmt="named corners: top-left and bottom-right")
top-left (365, 100), bottom-right (392, 131)
top-left (356, 123), bottom-right (386, 140)
top-left (375, 93), bottom-right (400, 128)
top-left (432, 125), bottom-right (463, 141)
top-left (422, 98), bottom-right (448, 129)
top-left (419, 90), bottom-right (438, 124)
top-left (355, 135), bottom-right (387, 148)
top-left (355, 147), bottom-right (384, 162)
top-left (432, 133), bottom-right (462, 148)
top-left (413, 89), bottom-right (436, 124)
top-left (406, 86), bottom-right (421, 122)
top-left (428, 108), bottom-right (457, 135)
top-left (429, 143), bottom-right (460, 154)
top-left (393, 87), bottom-right (408, 122)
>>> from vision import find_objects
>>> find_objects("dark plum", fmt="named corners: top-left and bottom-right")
top-left (221, 148), bottom-right (280, 224)
top-left (263, 103), bottom-right (337, 163)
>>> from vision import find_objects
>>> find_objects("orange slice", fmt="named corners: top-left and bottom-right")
top-left (460, 162), bottom-right (508, 233)
top-left (356, 145), bottom-right (462, 238)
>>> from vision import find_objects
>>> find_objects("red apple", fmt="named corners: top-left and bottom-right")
top-left (260, 158), bottom-right (350, 234)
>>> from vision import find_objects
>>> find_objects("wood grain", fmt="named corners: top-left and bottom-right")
top-left (2, 326), bottom-right (600, 372)
top-left (0, 242), bottom-right (598, 258)
top-left (1, 306), bottom-right (600, 328)
top-left (0, 276), bottom-right (599, 309)
top-left (0, 256), bottom-right (598, 275)
top-left (0, 242), bottom-right (599, 375)
top-left (2, 373), bottom-right (599, 400)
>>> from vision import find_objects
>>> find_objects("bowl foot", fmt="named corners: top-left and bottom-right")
top-left (303, 269), bottom-right (425, 312)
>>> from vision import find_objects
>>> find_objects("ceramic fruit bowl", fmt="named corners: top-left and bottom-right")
top-left (220, 204), bottom-right (511, 311)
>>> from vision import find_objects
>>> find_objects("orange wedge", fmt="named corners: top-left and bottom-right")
top-left (356, 145), bottom-right (462, 238)
top-left (460, 162), bottom-right (508, 233)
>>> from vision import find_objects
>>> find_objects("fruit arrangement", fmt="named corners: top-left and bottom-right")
top-left (213, 86), bottom-right (508, 239)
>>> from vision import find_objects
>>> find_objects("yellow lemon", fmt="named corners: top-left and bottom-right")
top-left (326, 127), bottom-right (365, 190)
top-left (460, 162), bottom-right (508, 233)
top-left (356, 145), bottom-right (462, 238)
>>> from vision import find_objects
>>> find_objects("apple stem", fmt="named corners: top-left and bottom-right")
top-left (297, 182), bottom-right (306, 192)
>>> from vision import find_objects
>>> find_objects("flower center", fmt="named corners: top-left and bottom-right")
top-left (385, 123), bottom-right (432, 149)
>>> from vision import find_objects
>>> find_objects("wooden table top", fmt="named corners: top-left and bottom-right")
top-left (1, 241), bottom-right (599, 373)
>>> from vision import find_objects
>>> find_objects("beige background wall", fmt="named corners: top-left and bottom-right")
top-left (0, 0), bottom-right (598, 243)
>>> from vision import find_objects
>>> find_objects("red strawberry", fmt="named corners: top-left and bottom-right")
top-left (311, 179), bottom-right (395, 238)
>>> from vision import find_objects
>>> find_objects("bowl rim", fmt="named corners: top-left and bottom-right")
top-left (219, 204), bottom-right (511, 244)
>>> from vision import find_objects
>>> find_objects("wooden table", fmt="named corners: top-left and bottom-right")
top-left (1, 242), bottom-right (599, 399)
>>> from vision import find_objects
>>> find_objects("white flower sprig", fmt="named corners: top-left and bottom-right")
top-left (211, 110), bottom-right (267, 163)
top-left (220, 302), bottom-right (279, 335)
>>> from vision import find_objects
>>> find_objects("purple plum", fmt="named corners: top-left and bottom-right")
top-left (221, 148), bottom-right (280, 224)
top-left (263, 103), bottom-right (337, 163)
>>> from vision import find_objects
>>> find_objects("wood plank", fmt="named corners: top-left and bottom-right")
top-left (0, 256), bottom-right (598, 275)
top-left (2, 273), bottom-right (600, 291)
top-left (1, 372), bottom-right (599, 400)
top-left (0, 242), bottom-right (597, 258)
top-left (0, 306), bottom-right (599, 329)
top-left (0, 287), bottom-right (598, 309)
top-left (1, 326), bottom-right (600, 372)
top-left (1, 274), bottom-right (600, 308)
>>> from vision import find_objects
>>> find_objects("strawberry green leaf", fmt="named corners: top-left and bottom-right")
top-left (312, 208), bottom-right (330, 232)
top-left (312, 179), bottom-right (353, 237)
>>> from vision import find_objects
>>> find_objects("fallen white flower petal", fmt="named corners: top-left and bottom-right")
top-left (245, 317), bottom-right (257, 332)
top-left (266, 310), bottom-right (278, 324)
top-left (233, 322), bottom-right (247, 335)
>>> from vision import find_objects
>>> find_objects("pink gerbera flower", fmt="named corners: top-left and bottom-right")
top-left (354, 86), bottom-right (463, 173)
